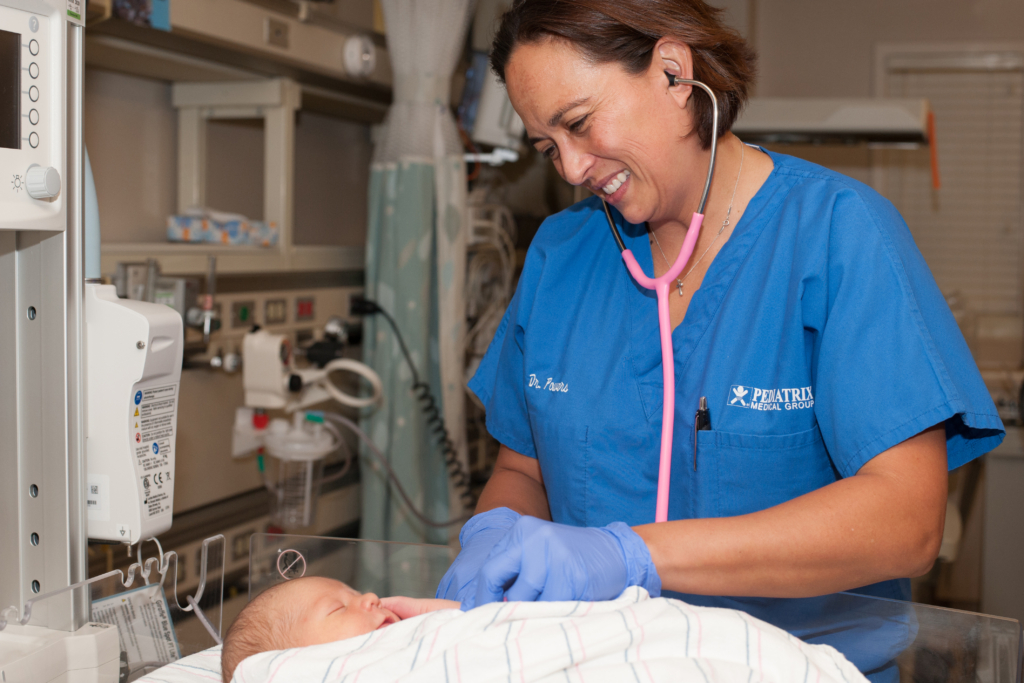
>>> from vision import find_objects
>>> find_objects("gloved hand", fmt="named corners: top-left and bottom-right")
top-left (473, 516), bottom-right (661, 607)
top-left (435, 507), bottom-right (521, 604)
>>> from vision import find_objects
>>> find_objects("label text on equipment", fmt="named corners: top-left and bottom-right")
top-left (129, 383), bottom-right (176, 518)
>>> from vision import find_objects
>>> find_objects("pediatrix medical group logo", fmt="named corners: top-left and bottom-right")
top-left (729, 385), bottom-right (814, 411)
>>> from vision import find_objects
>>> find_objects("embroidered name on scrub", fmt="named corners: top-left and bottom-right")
top-left (729, 385), bottom-right (814, 411)
top-left (529, 373), bottom-right (569, 393)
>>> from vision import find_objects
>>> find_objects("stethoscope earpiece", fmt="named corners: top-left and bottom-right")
top-left (665, 71), bottom-right (677, 87)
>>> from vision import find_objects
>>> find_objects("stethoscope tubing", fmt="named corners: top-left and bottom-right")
top-left (602, 77), bottom-right (720, 523)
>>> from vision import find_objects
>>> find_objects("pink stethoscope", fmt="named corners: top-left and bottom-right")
top-left (601, 76), bottom-right (720, 523)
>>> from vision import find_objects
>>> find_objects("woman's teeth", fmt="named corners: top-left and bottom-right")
top-left (602, 170), bottom-right (630, 196)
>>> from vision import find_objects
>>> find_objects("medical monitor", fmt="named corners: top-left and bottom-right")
top-left (0, 28), bottom-right (19, 149)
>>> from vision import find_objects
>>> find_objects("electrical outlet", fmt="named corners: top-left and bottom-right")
top-left (231, 301), bottom-right (256, 328)
top-left (265, 299), bottom-right (287, 325)
top-left (295, 296), bottom-right (315, 322)
top-left (231, 530), bottom-right (253, 561)
top-left (264, 17), bottom-right (289, 48)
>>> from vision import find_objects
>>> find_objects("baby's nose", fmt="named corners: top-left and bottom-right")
top-left (359, 592), bottom-right (381, 609)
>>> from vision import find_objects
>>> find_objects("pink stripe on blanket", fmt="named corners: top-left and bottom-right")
top-left (265, 650), bottom-right (300, 683)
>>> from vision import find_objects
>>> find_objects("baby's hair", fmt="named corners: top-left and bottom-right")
top-left (221, 581), bottom-right (301, 682)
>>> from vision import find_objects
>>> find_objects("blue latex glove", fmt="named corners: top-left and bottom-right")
top-left (435, 507), bottom-right (521, 604)
top-left (473, 516), bottom-right (661, 607)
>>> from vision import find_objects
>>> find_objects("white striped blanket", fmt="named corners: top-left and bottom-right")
top-left (140, 587), bottom-right (868, 683)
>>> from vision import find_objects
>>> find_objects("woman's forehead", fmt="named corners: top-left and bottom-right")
top-left (507, 37), bottom-right (592, 89)
top-left (506, 39), bottom-right (618, 127)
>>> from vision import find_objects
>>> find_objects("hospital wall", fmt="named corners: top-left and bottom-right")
top-left (752, 0), bottom-right (1024, 99)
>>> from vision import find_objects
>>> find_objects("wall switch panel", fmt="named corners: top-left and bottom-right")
top-left (183, 288), bottom-right (358, 351)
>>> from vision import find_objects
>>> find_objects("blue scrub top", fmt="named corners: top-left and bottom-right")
top-left (468, 150), bottom-right (1004, 678)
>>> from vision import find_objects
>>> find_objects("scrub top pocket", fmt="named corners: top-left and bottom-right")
top-left (695, 426), bottom-right (837, 518)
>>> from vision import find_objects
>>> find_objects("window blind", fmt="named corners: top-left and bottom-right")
top-left (879, 61), bottom-right (1024, 319)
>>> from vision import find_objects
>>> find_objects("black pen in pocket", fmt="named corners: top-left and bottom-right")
top-left (694, 396), bottom-right (711, 471)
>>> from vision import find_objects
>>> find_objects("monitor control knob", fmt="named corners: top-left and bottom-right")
top-left (25, 165), bottom-right (61, 200)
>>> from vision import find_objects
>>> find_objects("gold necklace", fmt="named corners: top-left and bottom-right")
top-left (650, 143), bottom-right (745, 296)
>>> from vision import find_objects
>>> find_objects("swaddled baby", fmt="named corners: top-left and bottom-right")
top-left (221, 577), bottom-right (458, 682)
top-left (220, 582), bottom-right (872, 683)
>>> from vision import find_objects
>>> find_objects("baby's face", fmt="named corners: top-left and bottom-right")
top-left (277, 577), bottom-right (400, 647)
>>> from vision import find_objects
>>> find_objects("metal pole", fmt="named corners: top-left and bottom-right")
top-left (65, 19), bottom-right (89, 629)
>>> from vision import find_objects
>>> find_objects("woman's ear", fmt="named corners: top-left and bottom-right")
top-left (654, 37), bottom-right (695, 110)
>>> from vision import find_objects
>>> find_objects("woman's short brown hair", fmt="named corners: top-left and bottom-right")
top-left (491, 0), bottom-right (756, 149)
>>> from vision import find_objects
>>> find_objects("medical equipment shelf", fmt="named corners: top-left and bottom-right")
top-left (100, 242), bottom-right (365, 276)
top-left (83, 31), bottom-right (390, 125)
top-left (81, 1), bottom-right (398, 282)
top-left (97, 75), bottom-right (374, 278)
top-left (84, 0), bottom-right (392, 119)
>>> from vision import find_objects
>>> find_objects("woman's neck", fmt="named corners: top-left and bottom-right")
top-left (648, 133), bottom-right (743, 242)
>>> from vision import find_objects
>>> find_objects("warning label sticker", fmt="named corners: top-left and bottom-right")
top-left (130, 383), bottom-right (177, 519)
top-left (92, 583), bottom-right (180, 668)
top-left (66, 0), bottom-right (85, 26)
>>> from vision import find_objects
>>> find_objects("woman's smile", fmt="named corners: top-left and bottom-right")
top-left (595, 169), bottom-right (632, 201)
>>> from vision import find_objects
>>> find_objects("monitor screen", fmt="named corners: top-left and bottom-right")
top-left (0, 29), bottom-right (21, 150)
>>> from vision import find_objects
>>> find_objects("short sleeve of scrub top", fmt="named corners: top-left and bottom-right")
top-left (469, 150), bottom-right (1004, 681)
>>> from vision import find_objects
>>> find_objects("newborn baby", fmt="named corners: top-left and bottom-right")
top-left (221, 577), bottom-right (458, 682)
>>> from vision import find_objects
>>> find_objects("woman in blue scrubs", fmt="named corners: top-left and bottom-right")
top-left (439, 0), bottom-right (1003, 676)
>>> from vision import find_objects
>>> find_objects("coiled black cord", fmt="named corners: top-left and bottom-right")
top-left (351, 296), bottom-right (476, 511)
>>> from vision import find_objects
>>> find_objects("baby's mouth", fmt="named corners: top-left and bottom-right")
top-left (376, 610), bottom-right (399, 630)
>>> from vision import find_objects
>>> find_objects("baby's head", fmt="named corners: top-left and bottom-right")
top-left (221, 577), bottom-right (398, 682)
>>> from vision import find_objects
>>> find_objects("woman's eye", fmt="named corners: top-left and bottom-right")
top-left (568, 115), bottom-right (588, 133)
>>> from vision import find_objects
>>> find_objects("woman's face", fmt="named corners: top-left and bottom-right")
top-left (505, 37), bottom-right (699, 226)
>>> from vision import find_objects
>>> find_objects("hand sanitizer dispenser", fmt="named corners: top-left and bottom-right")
top-left (85, 283), bottom-right (183, 545)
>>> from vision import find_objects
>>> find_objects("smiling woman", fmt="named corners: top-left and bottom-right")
top-left (435, 2), bottom-right (1004, 683)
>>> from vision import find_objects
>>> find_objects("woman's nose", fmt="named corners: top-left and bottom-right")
top-left (558, 142), bottom-right (593, 187)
